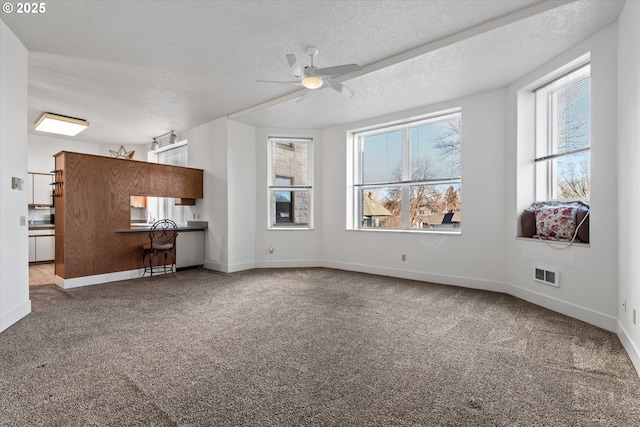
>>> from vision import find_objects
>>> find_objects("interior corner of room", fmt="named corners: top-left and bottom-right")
top-left (1, 1), bottom-right (640, 423)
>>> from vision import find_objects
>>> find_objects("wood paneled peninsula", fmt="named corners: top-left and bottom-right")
top-left (53, 151), bottom-right (204, 288)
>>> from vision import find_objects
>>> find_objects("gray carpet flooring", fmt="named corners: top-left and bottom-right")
top-left (1, 267), bottom-right (639, 426)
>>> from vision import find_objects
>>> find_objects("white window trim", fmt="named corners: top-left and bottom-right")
top-left (533, 63), bottom-right (590, 202)
top-left (267, 137), bottom-right (314, 230)
top-left (347, 109), bottom-right (462, 232)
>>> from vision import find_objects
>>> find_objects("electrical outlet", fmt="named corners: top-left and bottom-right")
top-left (401, 254), bottom-right (406, 261)
top-left (623, 299), bottom-right (627, 313)
top-left (20, 215), bottom-right (26, 226)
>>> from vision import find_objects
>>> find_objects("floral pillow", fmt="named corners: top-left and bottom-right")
top-left (534, 205), bottom-right (578, 241)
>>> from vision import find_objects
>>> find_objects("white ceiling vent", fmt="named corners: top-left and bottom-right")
top-left (534, 267), bottom-right (559, 287)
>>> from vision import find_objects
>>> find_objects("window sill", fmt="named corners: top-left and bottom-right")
top-left (269, 226), bottom-right (314, 231)
top-left (348, 228), bottom-right (461, 235)
top-left (515, 236), bottom-right (589, 248)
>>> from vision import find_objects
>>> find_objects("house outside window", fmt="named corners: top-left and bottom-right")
top-left (349, 110), bottom-right (462, 232)
top-left (535, 64), bottom-right (590, 201)
top-left (268, 137), bottom-right (313, 229)
top-left (274, 176), bottom-right (293, 223)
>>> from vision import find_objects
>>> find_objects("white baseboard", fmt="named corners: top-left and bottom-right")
top-left (254, 259), bottom-right (324, 270)
top-left (321, 260), bottom-right (507, 294)
top-left (227, 260), bottom-right (256, 273)
top-left (206, 259), bottom-right (323, 273)
top-left (203, 260), bottom-right (230, 273)
top-left (0, 299), bottom-right (31, 333)
top-left (55, 269), bottom-right (144, 289)
top-left (617, 321), bottom-right (640, 377)
top-left (506, 282), bottom-right (617, 332)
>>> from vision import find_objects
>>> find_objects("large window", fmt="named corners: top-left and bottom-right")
top-left (535, 64), bottom-right (590, 201)
top-left (147, 141), bottom-right (188, 224)
top-left (350, 110), bottom-right (462, 232)
top-left (268, 137), bottom-right (313, 229)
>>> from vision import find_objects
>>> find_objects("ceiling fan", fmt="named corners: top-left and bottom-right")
top-left (258, 47), bottom-right (362, 100)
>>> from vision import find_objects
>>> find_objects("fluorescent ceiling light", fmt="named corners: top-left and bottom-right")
top-left (34, 112), bottom-right (89, 136)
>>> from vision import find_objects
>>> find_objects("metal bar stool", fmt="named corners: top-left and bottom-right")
top-left (142, 219), bottom-right (178, 277)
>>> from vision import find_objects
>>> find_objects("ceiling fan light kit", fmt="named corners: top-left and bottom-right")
top-left (258, 47), bottom-right (362, 99)
top-left (302, 76), bottom-right (323, 89)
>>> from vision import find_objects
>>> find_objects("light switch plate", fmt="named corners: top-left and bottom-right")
top-left (11, 177), bottom-right (23, 190)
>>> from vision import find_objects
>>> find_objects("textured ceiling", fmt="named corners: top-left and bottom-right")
top-left (1, 0), bottom-right (624, 145)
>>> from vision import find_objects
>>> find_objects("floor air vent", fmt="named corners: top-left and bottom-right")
top-left (534, 267), bottom-right (559, 287)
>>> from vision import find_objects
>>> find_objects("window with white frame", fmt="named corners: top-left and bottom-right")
top-left (535, 64), bottom-right (590, 201)
top-left (349, 110), bottom-right (462, 231)
top-left (268, 137), bottom-right (313, 229)
top-left (149, 141), bottom-right (188, 224)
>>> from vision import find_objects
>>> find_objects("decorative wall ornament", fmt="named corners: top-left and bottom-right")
top-left (110, 145), bottom-right (135, 159)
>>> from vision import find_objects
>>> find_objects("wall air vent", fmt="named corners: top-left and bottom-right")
top-left (534, 267), bottom-right (559, 287)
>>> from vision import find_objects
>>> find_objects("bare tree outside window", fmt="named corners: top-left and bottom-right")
top-left (357, 112), bottom-right (461, 231)
top-left (554, 77), bottom-right (590, 199)
top-left (558, 154), bottom-right (590, 198)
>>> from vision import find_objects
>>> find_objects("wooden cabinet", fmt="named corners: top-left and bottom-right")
top-left (28, 173), bottom-right (53, 206)
top-left (174, 198), bottom-right (195, 206)
top-left (130, 196), bottom-right (147, 208)
top-left (36, 236), bottom-right (55, 261)
top-left (29, 237), bottom-right (36, 262)
top-left (176, 230), bottom-right (204, 268)
top-left (29, 229), bottom-right (55, 262)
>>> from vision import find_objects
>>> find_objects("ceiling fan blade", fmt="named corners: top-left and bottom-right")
top-left (325, 78), bottom-right (354, 98)
top-left (314, 63), bottom-right (362, 76)
top-left (296, 88), bottom-right (317, 103)
top-left (257, 80), bottom-right (301, 85)
top-left (286, 54), bottom-right (302, 77)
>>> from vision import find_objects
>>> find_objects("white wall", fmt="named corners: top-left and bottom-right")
top-left (321, 89), bottom-right (508, 291)
top-left (0, 20), bottom-right (30, 332)
top-left (253, 127), bottom-right (324, 268)
top-left (181, 117), bottom-right (228, 271)
top-left (506, 24), bottom-right (619, 331)
top-left (28, 134), bottom-right (102, 173)
top-left (28, 133), bottom-right (147, 175)
top-left (227, 120), bottom-right (256, 272)
top-left (617, 0), bottom-right (640, 373)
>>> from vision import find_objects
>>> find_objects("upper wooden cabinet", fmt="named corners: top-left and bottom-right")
top-left (28, 172), bottom-right (53, 206)
top-left (174, 198), bottom-right (195, 206)
top-left (54, 151), bottom-right (203, 200)
top-left (130, 196), bottom-right (147, 208)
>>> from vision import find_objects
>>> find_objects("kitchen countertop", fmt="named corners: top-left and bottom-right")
top-left (28, 223), bottom-right (54, 229)
top-left (114, 226), bottom-right (207, 233)
top-left (113, 221), bottom-right (208, 233)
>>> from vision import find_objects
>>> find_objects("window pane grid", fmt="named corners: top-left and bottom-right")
top-left (354, 111), bottom-right (462, 231)
top-left (268, 137), bottom-right (313, 229)
top-left (270, 189), bottom-right (312, 227)
top-left (535, 64), bottom-right (590, 201)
